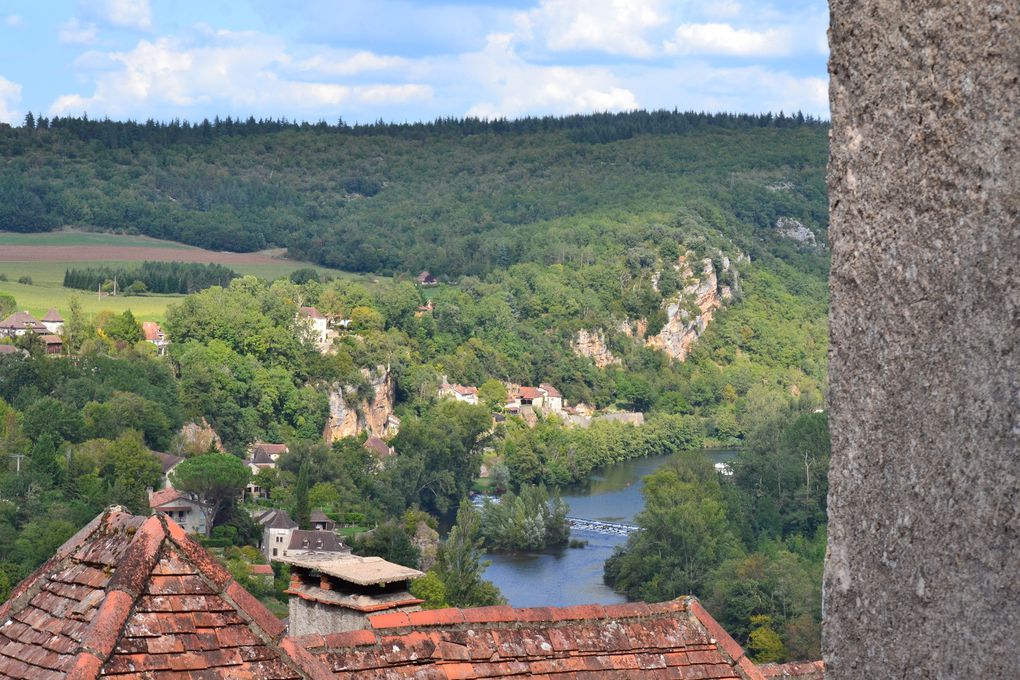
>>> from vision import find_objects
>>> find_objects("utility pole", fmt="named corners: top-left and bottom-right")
top-left (9, 454), bottom-right (25, 475)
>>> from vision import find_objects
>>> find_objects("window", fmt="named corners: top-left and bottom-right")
top-left (273, 548), bottom-right (277, 556)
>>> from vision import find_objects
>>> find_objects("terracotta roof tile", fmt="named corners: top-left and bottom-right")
top-left (0, 508), bottom-right (330, 679)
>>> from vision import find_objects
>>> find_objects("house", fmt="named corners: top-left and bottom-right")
top-left (415, 270), bottom-right (438, 286)
top-left (0, 506), bottom-right (811, 678)
top-left (40, 307), bottom-right (64, 334)
top-left (438, 376), bottom-right (479, 405)
top-left (39, 334), bottom-right (63, 354)
top-left (363, 435), bottom-right (395, 458)
top-left (539, 382), bottom-right (563, 412)
top-left (414, 299), bottom-right (434, 317)
top-left (311, 509), bottom-right (336, 531)
top-left (245, 442), bottom-right (286, 497)
top-left (152, 451), bottom-right (184, 489)
top-left (0, 311), bottom-right (47, 337)
top-left (260, 508), bottom-right (299, 560)
top-left (286, 529), bottom-right (347, 556)
top-left (250, 562), bottom-right (275, 586)
top-left (141, 321), bottom-right (169, 355)
top-left (148, 487), bottom-right (206, 535)
top-left (298, 306), bottom-right (330, 347)
top-left (0, 344), bottom-right (21, 356)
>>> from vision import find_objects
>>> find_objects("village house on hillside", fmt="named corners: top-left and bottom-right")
top-left (0, 507), bottom-right (809, 678)
top-left (152, 451), bottom-right (183, 489)
top-left (245, 442), bottom-right (287, 498)
top-left (506, 383), bottom-right (564, 415)
top-left (416, 270), bottom-right (438, 286)
top-left (41, 308), bottom-right (63, 334)
top-left (141, 321), bottom-right (169, 355)
top-left (0, 311), bottom-right (47, 337)
top-left (148, 487), bottom-right (206, 535)
top-left (438, 376), bottom-right (479, 405)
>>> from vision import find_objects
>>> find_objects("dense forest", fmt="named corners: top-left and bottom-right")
top-left (0, 110), bottom-right (830, 661)
top-left (63, 261), bottom-right (238, 294)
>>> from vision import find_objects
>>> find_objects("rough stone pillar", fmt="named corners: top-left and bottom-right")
top-left (825, 2), bottom-right (1018, 677)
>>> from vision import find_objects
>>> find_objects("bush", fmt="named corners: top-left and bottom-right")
top-left (17, 276), bottom-right (31, 285)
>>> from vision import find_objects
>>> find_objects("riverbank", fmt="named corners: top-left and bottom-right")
top-left (482, 448), bottom-right (738, 607)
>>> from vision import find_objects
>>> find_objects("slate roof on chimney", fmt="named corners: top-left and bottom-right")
top-left (0, 508), bottom-right (331, 679)
top-left (298, 598), bottom-right (768, 679)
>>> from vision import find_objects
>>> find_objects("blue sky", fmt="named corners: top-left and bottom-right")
top-left (0, 0), bottom-right (829, 125)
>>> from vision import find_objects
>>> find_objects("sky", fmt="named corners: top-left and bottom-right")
top-left (0, 0), bottom-right (829, 126)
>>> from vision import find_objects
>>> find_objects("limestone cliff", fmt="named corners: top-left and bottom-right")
top-left (572, 328), bottom-right (621, 367)
top-left (323, 366), bottom-right (397, 442)
top-left (645, 257), bottom-right (723, 362)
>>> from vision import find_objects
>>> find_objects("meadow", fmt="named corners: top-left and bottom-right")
top-left (0, 231), bottom-right (371, 321)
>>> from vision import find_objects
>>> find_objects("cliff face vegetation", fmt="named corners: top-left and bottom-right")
top-left (324, 367), bottom-right (397, 441)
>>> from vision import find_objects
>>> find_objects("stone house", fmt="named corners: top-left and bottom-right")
top-left (438, 377), bottom-right (479, 405)
top-left (148, 487), bottom-right (206, 535)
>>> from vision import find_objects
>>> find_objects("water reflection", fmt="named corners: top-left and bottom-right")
top-left (482, 449), bottom-right (737, 607)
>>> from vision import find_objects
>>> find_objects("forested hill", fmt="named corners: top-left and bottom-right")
top-left (0, 110), bottom-right (828, 277)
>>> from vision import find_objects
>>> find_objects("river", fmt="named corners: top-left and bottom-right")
top-left (481, 449), bottom-right (737, 607)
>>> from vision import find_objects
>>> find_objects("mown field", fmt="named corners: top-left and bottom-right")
top-left (0, 231), bottom-right (372, 321)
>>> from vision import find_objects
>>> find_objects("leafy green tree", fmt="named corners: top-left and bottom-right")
top-left (409, 571), bottom-right (449, 609)
top-left (478, 379), bottom-right (508, 411)
top-left (102, 310), bottom-right (142, 344)
top-left (0, 294), bottom-right (15, 319)
top-left (169, 453), bottom-right (250, 536)
top-left (748, 615), bottom-right (787, 663)
top-left (353, 522), bottom-right (421, 568)
top-left (435, 502), bottom-right (505, 608)
top-left (604, 452), bottom-right (742, 601)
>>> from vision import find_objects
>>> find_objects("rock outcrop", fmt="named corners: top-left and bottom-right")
top-left (775, 216), bottom-right (817, 246)
top-left (175, 419), bottom-right (223, 455)
top-left (572, 329), bottom-right (621, 368)
top-left (323, 366), bottom-right (397, 442)
top-left (644, 256), bottom-right (724, 362)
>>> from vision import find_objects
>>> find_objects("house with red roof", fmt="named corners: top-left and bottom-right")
top-left (0, 507), bottom-right (819, 679)
top-left (141, 321), bottom-right (169, 355)
top-left (41, 307), bottom-right (64, 334)
top-left (298, 306), bottom-right (331, 349)
top-left (438, 376), bottom-right (480, 405)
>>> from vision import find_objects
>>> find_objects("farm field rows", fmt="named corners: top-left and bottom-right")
top-left (0, 231), bottom-right (374, 321)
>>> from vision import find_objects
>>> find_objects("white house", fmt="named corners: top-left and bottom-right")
top-left (258, 509), bottom-right (299, 561)
top-left (41, 308), bottom-right (64, 334)
top-left (149, 488), bottom-right (207, 535)
top-left (0, 311), bottom-right (47, 338)
top-left (142, 321), bottom-right (169, 355)
top-left (245, 442), bottom-right (286, 497)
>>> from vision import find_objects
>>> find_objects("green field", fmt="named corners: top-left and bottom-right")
top-left (0, 231), bottom-right (381, 322)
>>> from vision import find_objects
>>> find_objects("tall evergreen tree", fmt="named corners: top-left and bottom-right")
top-left (293, 461), bottom-right (311, 530)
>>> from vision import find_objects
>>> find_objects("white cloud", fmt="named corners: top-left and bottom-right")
top-left (50, 32), bottom-right (432, 118)
top-left (4, 14), bottom-right (23, 28)
top-left (83, 0), bottom-right (152, 31)
top-left (58, 17), bottom-right (99, 45)
top-left (664, 22), bottom-right (792, 57)
top-left (462, 34), bottom-right (638, 119)
top-left (516, 0), bottom-right (671, 58)
top-left (292, 51), bottom-right (408, 77)
top-left (0, 75), bottom-right (22, 124)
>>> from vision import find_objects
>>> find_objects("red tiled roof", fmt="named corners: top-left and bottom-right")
top-left (760, 660), bottom-right (825, 678)
top-left (0, 345), bottom-right (18, 354)
top-left (251, 564), bottom-right (274, 576)
top-left (299, 306), bottom-right (326, 319)
top-left (453, 384), bottom-right (478, 396)
top-left (141, 321), bottom-right (164, 342)
top-left (0, 508), bottom-right (332, 679)
top-left (539, 382), bottom-right (562, 398)
top-left (519, 386), bottom-right (543, 400)
top-left (0, 311), bottom-right (46, 332)
top-left (298, 598), bottom-right (767, 679)
top-left (148, 488), bottom-right (186, 508)
top-left (253, 442), bottom-right (289, 456)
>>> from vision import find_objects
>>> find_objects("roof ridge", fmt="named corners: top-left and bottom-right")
top-left (65, 514), bottom-right (168, 679)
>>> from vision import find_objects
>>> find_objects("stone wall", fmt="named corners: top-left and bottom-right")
top-left (825, 2), bottom-right (1018, 677)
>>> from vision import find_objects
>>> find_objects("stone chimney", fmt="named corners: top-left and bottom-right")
top-left (281, 554), bottom-right (424, 636)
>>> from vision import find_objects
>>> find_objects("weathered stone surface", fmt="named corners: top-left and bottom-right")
top-left (825, 2), bottom-right (1019, 678)
top-left (645, 258), bottom-right (722, 361)
top-left (323, 366), bottom-right (397, 442)
top-left (572, 328), bottom-right (621, 367)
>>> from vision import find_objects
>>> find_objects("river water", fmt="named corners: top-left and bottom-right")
top-left (481, 449), bottom-right (737, 607)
